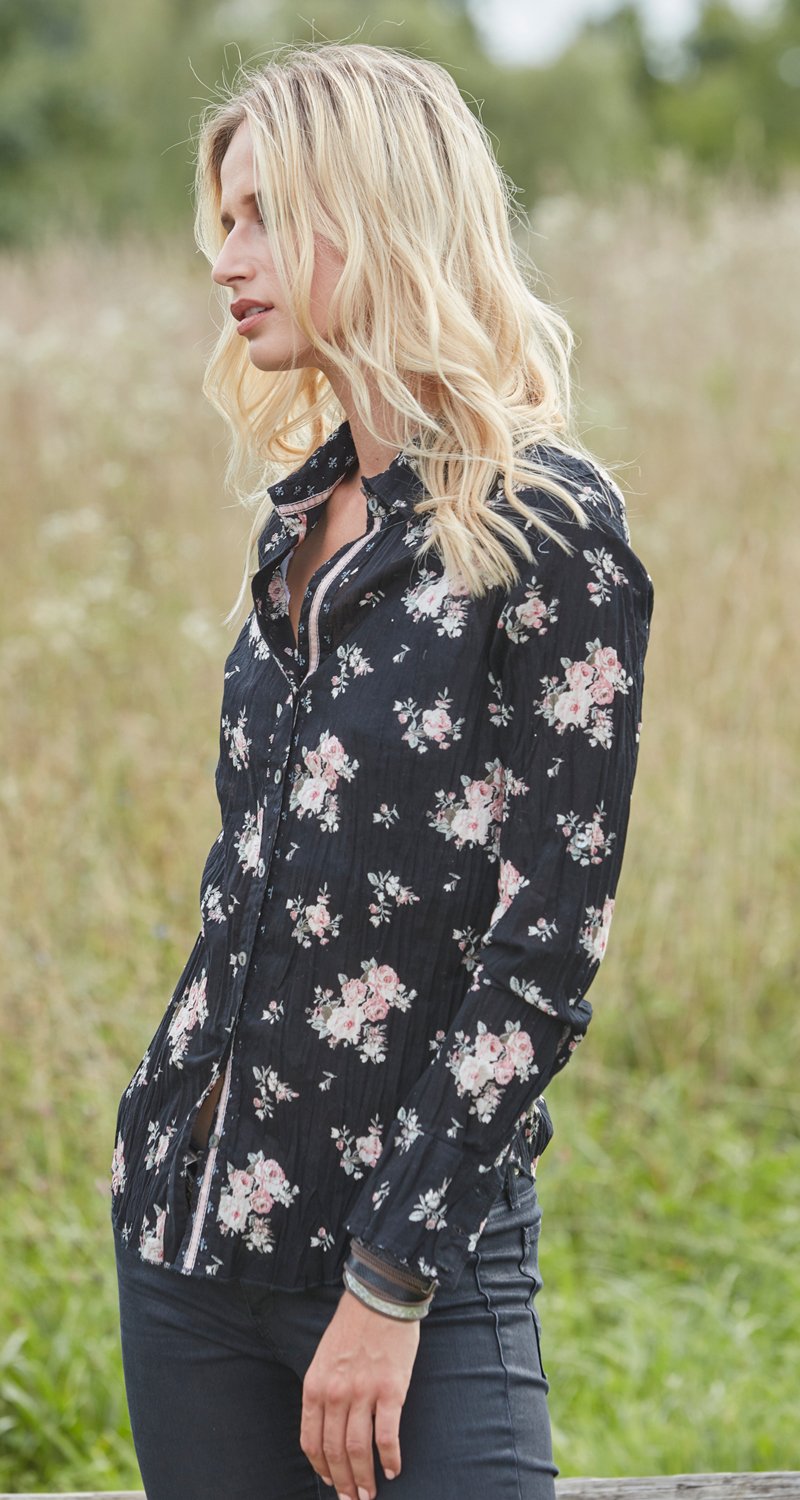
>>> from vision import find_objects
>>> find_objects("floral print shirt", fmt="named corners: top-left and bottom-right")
top-left (110, 417), bottom-right (654, 1292)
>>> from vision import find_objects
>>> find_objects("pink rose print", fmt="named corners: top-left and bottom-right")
top-left (139, 1206), bottom-right (166, 1265)
top-left (306, 959), bottom-right (416, 1065)
top-left (556, 803), bottom-right (617, 866)
top-left (144, 1117), bottom-right (176, 1171)
top-left (331, 1116), bottom-right (385, 1178)
top-left (216, 1150), bottom-right (300, 1255)
top-left (474, 1030), bottom-right (504, 1063)
top-left (447, 1020), bottom-right (540, 1122)
top-left (318, 733), bottom-right (348, 771)
top-left (363, 992), bottom-right (390, 1022)
top-left (367, 869), bottom-right (421, 926)
top-left (498, 576), bottom-right (559, 643)
top-left (579, 896), bottom-right (616, 964)
top-left (430, 759), bottom-right (528, 860)
top-left (596, 645), bottom-right (622, 671)
top-left (356, 1131), bottom-right (383, 1167)
top-left (290, 730), bottom-right (359, 832)
top-left (247, 610), bottom-right (271, 660)
top-left (221, 708), bottom-right (252, 771)
top-left (286, 883), bottom-right (343, 947)
top-left (372, 964), bottom-right (404, 1001)
top-left (341, 976), bottom-right (368, 1006)
top-left (537, 638), bottom-right (633, 749)
top-left (110, 1133), bottom-right (126, 1195)
top-left (422, 706), bottom-right (451, 740)
top-left (267, 572), bottom-right (288, 609)
top-left (166, 968), bottom-right (209, 1068)
top-left (402, 569), bottom-right (471, 637)
top-left (330, 642), bottom-right (374, 698)
top-left (582, 546), bottom-right (629, 606)
top-left (566, 659), bottom-right (595, 689)
top-left (590, 675), bottom-right (616, 705)
top-left (252, 1064), bottom-right (300, 1122)
top-left (393, 690), bottom-right (465, 752)
top-left (486, 858), bottom-right (530, 930)
top-left (234, 805), bottom-right (264, 876)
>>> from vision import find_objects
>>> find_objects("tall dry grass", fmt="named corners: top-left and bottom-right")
top-left (0, 179), bottom-right (798, 1486)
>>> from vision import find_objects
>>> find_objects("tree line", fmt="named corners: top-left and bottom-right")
top-left (1, 0), bottom-right (799, 248)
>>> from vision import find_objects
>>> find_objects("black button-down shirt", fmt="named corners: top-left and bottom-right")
top-left (110, 418), bottom-right (654, 1292)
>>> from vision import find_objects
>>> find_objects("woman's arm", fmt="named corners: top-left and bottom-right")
top-left (302, 481), bottom-right (655, 1500)
top-left (342, 491), bottom-right (655, 1289)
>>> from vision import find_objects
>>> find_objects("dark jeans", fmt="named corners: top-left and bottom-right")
top-left (113, 1152), bottom-right (558, 1500)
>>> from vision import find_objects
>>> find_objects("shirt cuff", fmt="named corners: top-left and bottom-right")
top-left (346, 1237), bottom-right (437, 1300)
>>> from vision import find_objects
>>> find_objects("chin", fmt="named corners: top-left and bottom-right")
top-left (247, 347), bottom-right (284, 370)
top-left (247, 334), bottom-right (304, 371)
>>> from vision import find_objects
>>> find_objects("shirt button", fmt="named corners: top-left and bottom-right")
top-left (238, 950), bottom-right (247, 966)
top-left (274, 768), bottom-right (282, 783)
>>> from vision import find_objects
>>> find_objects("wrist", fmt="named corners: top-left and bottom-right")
top-left (342, 1266), bottom-right (432, 1320)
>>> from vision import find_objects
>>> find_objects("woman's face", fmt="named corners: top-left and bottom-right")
top-left (211, 119), bottom-right (343, 373)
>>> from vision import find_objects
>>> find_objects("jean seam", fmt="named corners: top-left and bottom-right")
top-left (520, 1224), bottom-right (548, 1384)
top-left (473, 1241), bottom-right (525, 1500)
top-left (236, 1279), bottom-right (289, 1362)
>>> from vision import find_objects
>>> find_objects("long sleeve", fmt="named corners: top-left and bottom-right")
top-left (344, 482), bottom-right (655, 1291)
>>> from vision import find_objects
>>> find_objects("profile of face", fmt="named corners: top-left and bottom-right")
top-left (211, 119), bottom-right (344, 374)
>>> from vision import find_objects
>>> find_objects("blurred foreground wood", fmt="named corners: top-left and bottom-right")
top-left (6, 1477), bottom-right (799, 1498)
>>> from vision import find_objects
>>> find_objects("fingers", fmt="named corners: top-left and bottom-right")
top-left (344, 1400), bottom-right (377, 1500)
top-left (374, 1393), bottom-right (402, 1483)
top-left (321, 1388), bottom-right (360, 1500)
top-left (302, 1387), bottom-right (401, 1500)
top-left (299, 1379), bottom-right (332, 1489)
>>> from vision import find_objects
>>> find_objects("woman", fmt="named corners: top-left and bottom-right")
top-left (110, 40), bottom-right (654, 1500)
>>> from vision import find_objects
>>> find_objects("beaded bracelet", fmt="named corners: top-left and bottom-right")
top-left (343, 1265), bottom-right (433, 1320)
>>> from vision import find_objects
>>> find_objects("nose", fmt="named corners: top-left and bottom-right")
top-left (211, 233), bottom-right (250, 289)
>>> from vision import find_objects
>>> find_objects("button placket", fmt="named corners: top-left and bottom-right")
top-left (237, 683), bottom-right (298, 976)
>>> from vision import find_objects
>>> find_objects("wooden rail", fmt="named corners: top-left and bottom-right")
top-left (5, 1478), bottom-right (799, 1498)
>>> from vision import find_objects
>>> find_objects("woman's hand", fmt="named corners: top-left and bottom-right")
top-left (300, 1286), bottom-right (421, 1500)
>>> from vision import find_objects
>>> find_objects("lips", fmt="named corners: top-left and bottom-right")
top-left (231, 298), bottom-right (274, 321)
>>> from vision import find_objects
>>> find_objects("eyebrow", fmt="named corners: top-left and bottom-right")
top-left (219, 191), bottom-right (259, 229)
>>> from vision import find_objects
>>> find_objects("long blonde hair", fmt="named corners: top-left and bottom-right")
top-left (191, 40), bottom-right (615, 624)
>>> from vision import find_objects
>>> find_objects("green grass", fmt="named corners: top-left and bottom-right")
top-left (540, 1070), bottom-right (800, 1474)
top-left (1, 180), bottom-right (799, 1489)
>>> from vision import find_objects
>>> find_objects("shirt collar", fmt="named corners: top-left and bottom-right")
top-left (268, 417), bottom-right (425, 520)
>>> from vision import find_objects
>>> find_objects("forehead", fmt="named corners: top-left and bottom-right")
top-left (219, 119), bottom-right (254, 201)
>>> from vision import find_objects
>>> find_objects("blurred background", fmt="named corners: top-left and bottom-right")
top-left (1, 0), bottom-right (798, 1490)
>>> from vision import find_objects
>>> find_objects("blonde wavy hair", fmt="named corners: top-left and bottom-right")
top-left (191, 40), bottom-right (615, 624)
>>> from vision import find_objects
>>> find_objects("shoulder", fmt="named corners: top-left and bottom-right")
top-left (503, 442), bottom-right (632, 550)
top-left (492, 443), bottom-right (654, 639)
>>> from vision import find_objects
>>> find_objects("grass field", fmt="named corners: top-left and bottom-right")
top-left (1, 175), bottom-right (798, 1490)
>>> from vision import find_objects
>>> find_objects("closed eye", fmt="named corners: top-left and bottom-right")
top-left (219, 194), bottom-right (267, 234)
